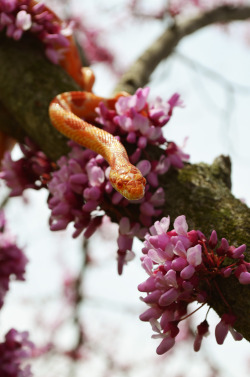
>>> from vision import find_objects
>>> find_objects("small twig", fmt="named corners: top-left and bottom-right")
top-left (114, 5), bottom-right (250, 94)
top-left (72, 238), bottom-right (89, 352)
top-left (0, 194), bottom-right (10, 209)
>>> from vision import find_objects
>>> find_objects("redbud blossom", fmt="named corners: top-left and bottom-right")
top-left (139, 215), bottom-right (249, 354)
top-left (0, 210), bottom-right (28, 308)
top-left (0, 328), bottom-right (34, 377)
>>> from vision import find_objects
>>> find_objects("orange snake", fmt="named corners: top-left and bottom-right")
top-left (49, 91), bottom-right (146, 200)
top-left (36, 3), bottom-right (147, 201)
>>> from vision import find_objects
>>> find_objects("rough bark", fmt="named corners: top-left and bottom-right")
top-left (0, 33), bottom-right (79, 160)
top-left (0, 5), bottom-right (250, 342)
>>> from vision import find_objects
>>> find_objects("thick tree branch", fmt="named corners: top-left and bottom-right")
top-left (0, 33), bottom-right (80, 160)
top-left (114, 5), bottom-right (250, 94)
top-left (0, 5), bottom-right (250, 342)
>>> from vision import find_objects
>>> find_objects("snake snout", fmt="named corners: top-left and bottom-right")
top-left (125, 177), bottom-right (146, 200)
top-left (109, 167), bottom-right (146, 200)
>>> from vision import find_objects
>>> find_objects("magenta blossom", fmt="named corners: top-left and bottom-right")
top-left (139, 215), bottom-right (249, 354)
top-left (0, 328), bottom-right (34, 377)
top-left (1, 80), bottom-right (186, 276)
top-left (96, 87), bottom-right (183, 147)
top-left (117, 217), bottom-right (147, 275)
top-left (215, 313), bottom-right (243, 345)
top-left (0, 138), bottom-right (54, 196)
top-left (0, 210), bottom-right (28, 309)
top-left (193, 320), bottom-right (209, 352)
top-left (0, 0), bottom-right (73, 63)
top-left (47, 78), bottom-right (187, 270)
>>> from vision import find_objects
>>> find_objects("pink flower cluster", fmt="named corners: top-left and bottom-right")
top-left (0, 138), bottom-right (54, 196)
top-left (1, 85), bottom-right (187, 273)
top-left (117, 216), bottom-right (147, 275)
top-left (0, 328), bottom-right (34, 377)
top-left (138, 215), bottom-right (249, 354)
top-left (0, 2), bottom-right (188, 275)
top-left (0, 210), bottom-right (28, 308)
top-left (47, 140), bottom-right (163, 253)
top-left (96, 88), bottom-right (184, 155)
top-left (47, 138), bottom-right (167, 272)
top-left (0, 0), bottom-right (117, 66)
top-left (0, 0), bottom-right (73, 64)
top-left (95, 87), bottom-right (188, 215)
top-left (47, 88), bottom-right (187, 273)
top-left (48, 142), bottom-right (106, 238)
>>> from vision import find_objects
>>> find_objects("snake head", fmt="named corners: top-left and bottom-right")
top-left (109, 165), bottom-right (146, 201)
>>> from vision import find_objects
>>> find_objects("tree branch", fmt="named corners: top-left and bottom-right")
top-left (0, 4), bottom-right (250, 342)
top-left (0, 33), bottom-right (79, 161)
top-left (114, 4), bottom-right (250, 94)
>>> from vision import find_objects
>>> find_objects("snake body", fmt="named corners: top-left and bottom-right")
top-left (49, 92), bottom-right (146, 200)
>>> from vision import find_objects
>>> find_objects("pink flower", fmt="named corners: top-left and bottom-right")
top-left (16, 10), bottom-right (31, 31)
top-left (117, 217), bottom-right (142, 275)
top-left (209, 230), bottom-right (218, 248)
top-left (0, 138), bottom-right (53, 196)
top-left (149, 216), bottom-right (170, 235)
top-left (156, 335), bottom-right (175, 355)
top-left (149, 97), bottom-right (171, 127)
top-left (116, 88), bottom-right (149, 114)
top-left (150, 319), bottom-right (179, 355)
top-left (1, 1), bottom-right (188, 281)
top-left (48, 144), bottom-right (105, 237)
top-left (0, 12), bottom-right (13, 27)
top-left (194, 320), bottom-right (209, 352)
top-left (215, 314), bottom-right (243, 345)
top-left (0, 0), bottom-right (76, 64)
top-left (0, 210), bottom-right (28, 308)
top-left (139, 215), bottom-right (249, 354)
top-left (148, 92), bottom-right (183, 128)
top-left (166, 142), bottom-right (190, 169)
top-left (96, 88), bottom-right (184, 152)
top-left (231, 244), bottom-right (246, 259)
top-left (238, 271), bottom-right (250, 284)
top-left (45, 46), bottom-right (62, 64)
top-left (186, 244), bottom-right (202, 266)
top-left (0, 328), bottom-right (34, 377)
top-left (173, 215), bottom-right (188, 235)
top-left (168, 93), bottom-right (184, 113)
top-left (0, 0), bottom-right (17, 13)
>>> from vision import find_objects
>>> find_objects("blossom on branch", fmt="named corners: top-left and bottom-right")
top-left (138, 215), bottom-right (249, 354)
top-left (47, 87), bottom-right (187, 272)
top-left (0, 138), bottom-right (54, 196)
top-left (0, 0), bottom-right (73, 63)
top-left (0, 328), bottom-right (34, 377)
top-left (1, 80), bottom-right (187, 273)
top-left (215, 313), bottom-right (243, 345)
top-left (0, 210), bottom-right (28, 309)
